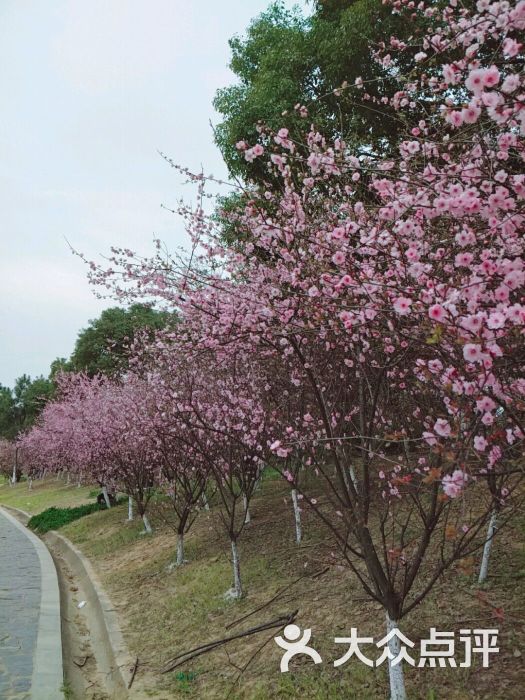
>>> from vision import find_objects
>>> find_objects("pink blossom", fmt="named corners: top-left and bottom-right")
top-left (465, 68), bottom-right (487, 95)
top-left (481, 413), bottom-right (494, 426)
top-left (463, 343), bottom-right (484, 363)
top-left (429, 304), bottom-right (446, 322)
top-left (442, 64), bottom-right (457, 85)
top-left (488, 445), bottom-right (502, 467)
top-left (502, 74), bottom-right (520, 93)
top-left (445, 110), bottom-right (464, 128)
top-left (502, 38), bottom-right (522, 57)
top-left (332, 251), bottom-right (346, 266)
top-left (455, 252), bottom-right (473, 267)
top-left (423, 431), bottom-right (437, 446)
top-left (476, 396), bottom-right (496, 412)
top-left (462, 102), bottom-right (481, 124)
top-left (473, 435), bottom-right (488, 452)
top-left (393, 297), bottom-right (412, 315)
top-left (442, 470), bottom-right (468, 498)
top-left (487, 312), bottom-right (505, 329)
top-left (483, 65), bottom-right (500, 88)
top-left (433, 418), bottom-right (451, 437)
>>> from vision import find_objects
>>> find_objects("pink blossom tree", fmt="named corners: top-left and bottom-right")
top-left (82, 1), bottom-right (525, 696)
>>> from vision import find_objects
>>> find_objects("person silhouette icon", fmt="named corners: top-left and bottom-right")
top-left (274, 624), bottom-right (322, 672)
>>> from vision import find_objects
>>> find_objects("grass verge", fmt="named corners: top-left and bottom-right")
top-left (57, 479), bottom-right (524, 699)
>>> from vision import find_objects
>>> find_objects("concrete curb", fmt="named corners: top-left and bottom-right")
top-left (46, 530), bottom-right (133, 696)
top-left (0, 507), bottom-right (63, 700)
top-left (1, 504), bottom-right (31, 523)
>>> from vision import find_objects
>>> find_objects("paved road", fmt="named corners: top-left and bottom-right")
top-left (0, 510), bottom-right (40, 699)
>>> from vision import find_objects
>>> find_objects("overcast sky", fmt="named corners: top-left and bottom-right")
top-left (0, 0), bottom-right (307, 388)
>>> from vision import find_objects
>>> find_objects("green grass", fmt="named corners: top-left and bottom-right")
top-left (0, 477), bottom-right (94, 515)
top-left (20, 472), bottom-right (523, 699)
top-left (28, 501), bottom-right (111, 533)
top-left (62, 503), bottom-right (149, 554)
top-left (249, 665), bottom-right (380, 700)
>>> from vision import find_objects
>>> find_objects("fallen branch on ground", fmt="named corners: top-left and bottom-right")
top-left (128, 657), bottom-right (139, 689)
top-left (160, 610), bottom-right (298, 674)
top-left (226, 568), bottom-right (328, 631)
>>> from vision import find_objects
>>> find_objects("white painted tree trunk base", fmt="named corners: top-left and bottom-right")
top-left (243, 494), bottom-right (251, 524)
top-left (168, 533), bottom-right (188, 570)
top-left (140, 514), bottom-right (153, 534)
top-left (291, 488), bottom-right (302, 544)
top-left (479, 510), bottom-right (498, 584)
top-left (127, 496), bottom-right (134, 521)
top-left (225, 539), bottom-right (243, 599)
top-left (102, 486), bottom-right (111, 509)
top-left (386, 614), bottom-right (407, 700)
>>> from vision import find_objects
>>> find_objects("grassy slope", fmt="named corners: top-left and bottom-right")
top-left (55, 477), bottom-right (525, 700)
top-left (0, 476), bottom-right (95, 515)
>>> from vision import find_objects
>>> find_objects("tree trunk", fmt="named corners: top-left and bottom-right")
top-left (349, 465), bottom-right (358, 490)
top-left (478, 510), bottom-right (498, 584)
top-left (403, 438), bottom-right (411, 463)
top-left (127, 496), bottom-right (134, 521)
top-left (102, 485), bottom-right (111, 509)
top-left (243, 494), bottom-right (251, 524)
top-left (231, 539), bottom-right (243, 599)
top-left (11, 448), bottom-right (18, 485)
top-left (176, 532), bottom-right (185, 565)
top-left (386, 613), bottom-right (407, 700)
top-left (291, 488), bottom-right (302, 544)
top-left (254, 465), bottom-right (264, 491)
top-left (28, 478), bottom-right (33, 490)
top-left (202, 493), bottom-right (210, 511)
top-left (142, 513), bottom-right (153, 534)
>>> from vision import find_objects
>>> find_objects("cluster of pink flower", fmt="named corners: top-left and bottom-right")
top-left (20, 2), bottom-right (524, 696)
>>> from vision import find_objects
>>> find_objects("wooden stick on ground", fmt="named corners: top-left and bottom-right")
top-left (225, 567), bottom-right (328, 631)
top-left (160, 610), bottom-right (298, 674)
top-left (128, 657), bottom-right (139, 689)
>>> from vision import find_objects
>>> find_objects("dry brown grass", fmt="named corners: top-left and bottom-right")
top-left (60, 475), bottom-right (525, 699)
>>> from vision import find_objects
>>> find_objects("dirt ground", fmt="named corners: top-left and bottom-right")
top-left (46, 532), bottom-right (135, 700)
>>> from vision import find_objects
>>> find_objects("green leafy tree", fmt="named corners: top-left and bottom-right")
top-left (213, 0), bottom-right (426, 182)
top-left (0, 386), bottom-right (16, 440)
top-left (0, 375), bottom-right (54, 441)
top-left (70, 304), bottom-right (173, 376)
top-left (50, 357), bottom-right (71, 378)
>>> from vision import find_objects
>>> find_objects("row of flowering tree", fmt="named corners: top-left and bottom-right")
top-left (21, 0), bottom-right (524, 697)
